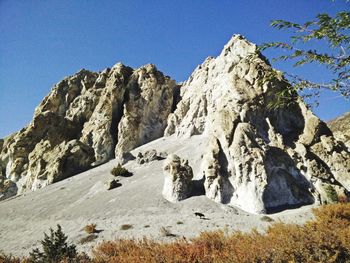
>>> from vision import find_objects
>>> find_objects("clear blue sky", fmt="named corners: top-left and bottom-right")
top-left (0, 0), bottom-right (349, 138)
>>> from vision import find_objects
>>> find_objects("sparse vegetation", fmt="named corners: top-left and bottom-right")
top-left (0, 253), bottom-right (22, 263)
top-left (120, 224), bottom-right (133, 230)
top-left (325, 184), bottom-right (339, 203)
top-left (3, 203), bottom-right (350, 262)
top-left (144, 225), bottom-right (150, 228)
top-left (260, 6), bottom-right (350, 108)
top-left (176, 221), bottom-right (184, 225)
top-left (92, 203), bottom-right (350, 262)
top-left (159, 227), bottom-right (176, 237)
top-left (260, 216), bottom-right (274, 222)
top-left (110, 164), bottom-right (132, 177)
top-left (28, 224), bottom-right (77, 263)
top-left (84, 223), bottom-right (97, 234)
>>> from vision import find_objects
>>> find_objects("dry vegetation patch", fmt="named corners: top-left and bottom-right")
top-left (84, 224), bottom-right (97, 234)
top-left (2, 203), bottom-right (350, 262)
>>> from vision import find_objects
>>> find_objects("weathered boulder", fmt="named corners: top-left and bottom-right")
top-left (165, 35), bottom-right (350, 213)
top-left (162, 154), bottom-right (193, 202)
top-left (136, 150), bottom-right (167, 164)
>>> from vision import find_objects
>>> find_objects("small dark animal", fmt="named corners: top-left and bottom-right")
top-left (194, 212), bottom-right (205, 219)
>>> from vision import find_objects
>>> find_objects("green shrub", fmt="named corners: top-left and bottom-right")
top-left (120, 224), bottom-right (133, 230)
top-left (325, 185), bottom-right (339, 203)
top-left (29, 224), bottom-right (77, 263)
top-left (110, 164), bottom-right (132, 177)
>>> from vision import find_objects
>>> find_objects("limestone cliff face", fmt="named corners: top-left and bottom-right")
top-left (165, 35), bottom-right (350, 214)
top-left (328, 111), bottom-right (350, 150)
top-left (1, 34), bottom-right (349, 214)
top-left (0, 63), bottom-right (175, 199)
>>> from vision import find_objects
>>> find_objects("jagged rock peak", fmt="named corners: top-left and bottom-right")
top-left (165, 34), bottom-right (350, 214)
top-left (0, 62), bottom-right (176, 199)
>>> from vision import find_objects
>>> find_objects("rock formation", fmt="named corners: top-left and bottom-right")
top-left (0, 34), bottom-right (349, 215)
top-left (165, 35), bottom-right (350, 214)
top-left (0, 64), bottom-right (175, 198)
top-left (162, 154), bottom-right (193, 202)
top-left (136, 150), bottom-right (167, 164)
top-left (328, 111), bottom-right (350, 150)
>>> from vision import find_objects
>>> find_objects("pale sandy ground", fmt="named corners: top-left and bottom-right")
top-left (0, 135), bottom-right (315, 257)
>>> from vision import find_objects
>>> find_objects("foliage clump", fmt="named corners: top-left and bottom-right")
top-left (260, 8), bottom-right (350, 109)
top-left (110, 164), bottom-right (132, 177)
top-left (120, 224), bottom-right (133, 230)
top-left (28, 224), bottom-right (77, 263)
top-left (325, 184), bottom-right (339, 203)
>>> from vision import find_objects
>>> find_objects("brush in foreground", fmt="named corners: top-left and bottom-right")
top-left (2, 203), bottom-right (350, 263)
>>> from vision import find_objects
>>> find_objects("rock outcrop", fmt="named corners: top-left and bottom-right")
top-left (162, 154), bottom-right (193, 202)
top-left (328, 111), bottom-right (350, 150)
top-left (0, 64), bottom-right (175, 198)
top-left (165, 35), bottom-right (350, 214)
top-left (115, 66), bottom-right (175, 162)
top-left (136, 150), bottom-right (167, 164)
top-left (1, 34), bottom-right (349, 215)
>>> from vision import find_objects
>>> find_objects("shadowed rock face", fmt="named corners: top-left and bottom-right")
top-left (0, 64), bottom-right (176, 197)
top-left (165, 35), bottom-right (350, 214)
top-left (328, 111), bottom-right (350, 150)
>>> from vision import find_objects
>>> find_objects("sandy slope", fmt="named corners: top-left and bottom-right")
top-left (0, 135), bottom-right (315, 256)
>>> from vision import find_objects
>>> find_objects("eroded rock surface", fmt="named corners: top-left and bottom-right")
top-left (328, 111), bottom-right (350, 150)
top-left (1, 34), bottom-right (349, 214)
top-left (0, 64), bottom-right (175, 198)
top-left (162, 154), bottom-right (193, 202)
top-left (115, 65), bottom-right (175, 162)
top-left (165, 35), bottom-right (350, 213)
top-left (136, 150), bottom-right (167, 164)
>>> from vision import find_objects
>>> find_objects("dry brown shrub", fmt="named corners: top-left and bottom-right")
top-left (84, 223), bottom-right (97, 234)
top-left (91, 203), bottom-right (350, 263)
top-left (2, 203), bottom-right (350, 263)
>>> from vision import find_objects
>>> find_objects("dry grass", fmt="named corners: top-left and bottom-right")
top-left (92, 202), bottom-right (350, 263)
top-left (3, 203), bottom-right (350, 263)
top-left (84, 223), bottom-right (97, 234)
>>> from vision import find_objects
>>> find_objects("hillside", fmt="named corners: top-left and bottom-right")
top-left (0, 35), bottom-right (349, 256)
